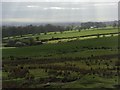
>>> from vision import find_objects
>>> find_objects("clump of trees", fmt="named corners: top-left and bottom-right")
top-left (80, 22), bottom-right (106, 30)
top-left (2, 22), bottom-right (107, 38)
top-left (5, 37), bottom-right (43, 47)
top-left (2, 24), bottom-right (65, 37)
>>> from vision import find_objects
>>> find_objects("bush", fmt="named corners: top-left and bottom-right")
top-left (8, 66), bottom-right (29, 78)
top-left (7, 39), bottom-right (16, 47)
top-left (15, 41), bottom-right (26, 47)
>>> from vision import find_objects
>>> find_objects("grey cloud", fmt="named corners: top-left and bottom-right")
top-left (2, 2), bottom-right (118, 24)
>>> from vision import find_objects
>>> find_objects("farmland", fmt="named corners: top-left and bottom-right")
top-left (2, 27), bottom-right (120, 88)
top-left (3, 27), bottom-right (118, 42)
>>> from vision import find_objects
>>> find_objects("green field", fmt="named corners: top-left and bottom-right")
top-left (2, 28), bottom-right (120, 88)
top-left (3, 28), bottom-right (118, 40)
top-left (2, 34), bottom-right (118, 58)
top-left (26, 28), bottom-right (118, 39)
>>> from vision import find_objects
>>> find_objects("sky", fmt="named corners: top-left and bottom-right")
top-left (1, 0), bottom-right (119, 25)
top-left (1, 0), bottom-right (119, 2)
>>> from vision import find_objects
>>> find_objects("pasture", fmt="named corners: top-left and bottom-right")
top-left (2, 28), bottom-right (120, 88)
top-left (3, 28), bottom-right (118, 41)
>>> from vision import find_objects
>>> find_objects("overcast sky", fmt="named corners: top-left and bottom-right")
top-left (2, 0), bottom-right (119, 2)
top-left (2, 1), bottom-right (119, 25)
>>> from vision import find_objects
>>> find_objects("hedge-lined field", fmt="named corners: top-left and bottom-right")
top-left (3, 36), bottom-right (118, 58)
top-left (2, 28), bottom-right (120, 88)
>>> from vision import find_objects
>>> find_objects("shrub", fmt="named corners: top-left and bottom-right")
top-left (8, 66), bottom-right (29, 78)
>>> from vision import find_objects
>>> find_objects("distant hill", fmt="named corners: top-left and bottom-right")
top-left (2, 20), bottom-right (118, 27)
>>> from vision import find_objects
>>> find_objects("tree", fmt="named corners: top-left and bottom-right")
top-left (111, 34), bottom-right (114, 37)
top-left (113, 23), bottom-right (117, 28)
top-left (36, 37), bottom-right (40, 41)
top-left (97, 34), bottom-right (100, 38)
top-left (78, 29), bottom-right (81, 32)
top-left (29, 38), bottom-right (35, 45)
top-left (44, 32), bottom-right (47, 35)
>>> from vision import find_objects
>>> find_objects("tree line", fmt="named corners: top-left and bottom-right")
top-left (2, 22), bottom-right (108, 37)
top-left (2, 24), bottom-right (65, 37)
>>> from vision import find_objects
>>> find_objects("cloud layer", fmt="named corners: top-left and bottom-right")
top-left (2, 2), bottom-right (118, 24)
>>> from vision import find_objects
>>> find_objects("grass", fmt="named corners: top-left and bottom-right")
top-left (40, 75), bottom-right (118, 88)
top-left (64, 75), bottom-right (117, 88)
top-left (2, 28), bottom-right (119, 88)
top-left (2, 72), bottom-right (8, 79)
top-left (29, 69), bottom-right (48, 78)
top-left (3, 28), bottom-right (118, 41)
top-left (2, 36), bottom-right (118, 58)
top-left (36, 28), bottom-right (118, 39)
